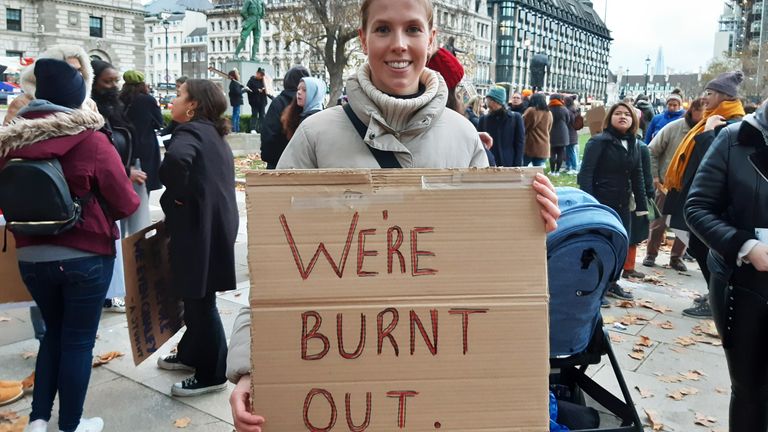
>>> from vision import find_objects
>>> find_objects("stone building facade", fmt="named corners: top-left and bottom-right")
top-left (182, 27), bottom-right (208, 80)
top-left (1, 0), bottom-right (145, 72)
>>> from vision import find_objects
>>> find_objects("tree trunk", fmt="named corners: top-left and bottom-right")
top-left (327, 61), bottom-right (345, 104)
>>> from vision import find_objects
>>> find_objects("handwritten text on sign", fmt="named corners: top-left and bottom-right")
top-left (280, 210), bottom-right (491, 430)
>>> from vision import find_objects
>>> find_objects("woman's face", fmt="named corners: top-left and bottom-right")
top-left (94, 67), bottom-right (120, 92)
top-left (702, 89), bottom-right (727, 110)
top-left (610, 106), bottom-right (634, 133)
top-left (171, 83), bottom-right (197, 124)
top-left (358, 0), bottom-right (436, 95)
top-left (296, 81), bottom-right (307, 108)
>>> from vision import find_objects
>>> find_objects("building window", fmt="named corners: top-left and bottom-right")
top-left (183, 52), bottom-right (188, 62)
top-left (173, 53), bottom-right (177, 61)
top-left (227, 20), bottom-right (231, 30)
top-left (211, 41), bottom-right (215, 52)
top-left (89, 16), bottom-right (103, 38)
top-left (173, 36), bottom-right (177, 44)
top-left (210, 22), bottom-right (215, 31)
top-left (6, 8), bottom-right (21, 31)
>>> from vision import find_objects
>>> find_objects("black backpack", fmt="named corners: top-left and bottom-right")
top-left (0, 158), bottom-right (92, 236)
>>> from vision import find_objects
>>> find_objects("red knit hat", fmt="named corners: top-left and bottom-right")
top-left (427, 48), bottom-right (464, 90)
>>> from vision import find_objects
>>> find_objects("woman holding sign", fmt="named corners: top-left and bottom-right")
top-left (156, 79), bottom-right (239, 397)
top-left (226, 0), bottom-right (560, 430)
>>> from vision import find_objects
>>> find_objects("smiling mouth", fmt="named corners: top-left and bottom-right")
top-left (385, 61), bottom-right (412, 70)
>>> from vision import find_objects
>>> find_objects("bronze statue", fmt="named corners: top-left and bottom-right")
top-left (235, 0), bottom-right (265, 60)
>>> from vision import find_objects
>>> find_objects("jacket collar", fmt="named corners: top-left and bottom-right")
top-left (0, 103), bottom-right (104, 156)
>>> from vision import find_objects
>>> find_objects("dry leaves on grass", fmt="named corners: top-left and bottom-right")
top-left (693, 412), bottom-right (717, 427)
top-left (92, 351), bottom-right (124, 367)
top-left (174, 417), bottom-right (192, 428)
top-left (644, 409), bottom-right (665, 431)
top-left (635, 386), bottom-right (654, 398)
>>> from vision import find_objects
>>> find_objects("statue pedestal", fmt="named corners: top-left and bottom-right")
top-left (224, 59), bottom-right (274, 117)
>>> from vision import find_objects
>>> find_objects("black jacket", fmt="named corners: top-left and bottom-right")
top-left (260, 89), bottom-right (295, 166)
top-left (229, 81), bottom-right (244, 107)
top-left (124, 93), bottom-right (164, 191)
top-left (549, 105), bottom-right (571, 147)
top-left (159, 120), bottom-right (239, 299)
top-left (578, 129), bottom-right (648, 228)
top-left (478, 108), bottom-right (525, 167)
top-left (246, 76), bottom-right (267, 108)
top-left (685, 120), bottom-right (768, 288)
top-left (629, 143), bottom-right (655, 244)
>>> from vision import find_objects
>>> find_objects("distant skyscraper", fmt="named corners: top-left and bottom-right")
top-left (654, 46), bottom-right (665, 77)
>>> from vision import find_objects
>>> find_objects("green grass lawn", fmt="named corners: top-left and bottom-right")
top-left (547, 133), bottom-right (589, 188)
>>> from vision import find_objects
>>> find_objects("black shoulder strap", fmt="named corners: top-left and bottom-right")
top-left (342, 103), bottom-right (402, 169)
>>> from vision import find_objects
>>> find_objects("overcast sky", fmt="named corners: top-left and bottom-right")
top-left (590, 0), bottom-right (725, 74)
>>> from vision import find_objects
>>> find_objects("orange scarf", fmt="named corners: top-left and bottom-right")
top-left (548, 99), bottom-right (564, 108)
top-left (664, 99), bottom-right (744, 191)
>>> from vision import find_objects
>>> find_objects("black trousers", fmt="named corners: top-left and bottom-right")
top-left (550, 147), bottom-right (566, 173)
top-left (177, 291), bottom-right (227, 384)
top-left (250, 104), bottom-right (266, 133)
top-left (710, 275), bottom-right (768, 431)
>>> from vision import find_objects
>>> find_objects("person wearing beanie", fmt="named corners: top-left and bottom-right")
top-left (259, 65), bottom-right (310, 168)
top-left (664, 70), bottom-right (746, 320)
top-left (645, 89), bottom-right (686, 142)
top-left (548, 94), bottom-right (570, 175)
top-left (478, 85), bottom-right (525, 167)
top-left (684, 97), bottom-right (768, 430)
top-left (3, 45), bottom-right (95, 125)
top-left (0, 58), bottom-right (140, 432)
top-left (634, 94), bottom-right (655, 138)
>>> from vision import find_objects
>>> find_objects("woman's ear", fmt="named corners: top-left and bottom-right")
top-left (358, 27), bottom-right (368, 55)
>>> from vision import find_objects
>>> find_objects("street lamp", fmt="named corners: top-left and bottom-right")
top-left (644, 55), bottom-right (651, 96)
top-left (523, 39), bottom-right (531, 87)
top-left (162, 19), bottom-right (170, 95)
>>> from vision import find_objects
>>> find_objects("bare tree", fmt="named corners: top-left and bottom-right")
top-left (266, 0), bottom-right (360, 103)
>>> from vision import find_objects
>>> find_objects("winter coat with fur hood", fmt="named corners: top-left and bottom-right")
top-left (3, 45), bottom-right (96, 125)
top-left (0, 100), bottom-right (139, 255)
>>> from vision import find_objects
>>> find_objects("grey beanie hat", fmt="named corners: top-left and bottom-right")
top-left (705, 71), bottom-right (744, 98)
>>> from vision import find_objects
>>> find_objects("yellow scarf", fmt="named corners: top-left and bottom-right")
top-left (664, 100), bottom-right (744, 191)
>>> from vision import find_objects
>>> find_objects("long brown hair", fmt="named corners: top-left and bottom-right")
top-left (184, 79), bottom-right (230, 136)
top-left (685, 98), bottom-right (705, 124)
top-left (603, 102), bottom-right (639, 136)
top-left (280, 98), bottom-right (301, 140)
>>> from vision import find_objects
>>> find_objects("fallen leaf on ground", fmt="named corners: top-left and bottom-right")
top-left (92, 351), bottom-right (124, 367)
top-left (681, 370), bottom-right (706, 381)
top-left (616, 300), bottom-right (635, 308)
top-left (692, 336), bottom-right (723, 346)
top-left (0, 411), bottom-right (19, 422)
top-left (657, 375), bottom-right (685, 383)
top-left (21, 373), bottom-right (34, 390)
top-left (669, 346), bottom-right (685, 353)
top-left (0, 317), bottom-right (10, 323)
top-left (667, 391), bottom-right (685, 401)
top-left (20, 352), bottom-right (36, 360)
top-left (693, 412), bottom-right (717, 427)
top-left (659, 320), bottom-right (675, 329)
top-left (639, 299), bottom-right (672, 314)
top-left (635, 386), bottom-right (654, 398)
top-left (174, 417), bottom-right (191, 428)
top-left (610, 333), bottom-right (624, 343)
top-left (644, 409), bottom-right (664, 431)
top-left (697, 320), bottom-right (720, 338)
top-left (680, 387), bottom-right (699, 395)
top-left (234, 292), bottom-right (242, 297)
top-left (715, 387), bottom-right (729, 394)
top-left (621, 313), bottom-right (652, 326)
top-left (675, 336), bottom-right (697, 347)
top-left (629, 351), bottom-right (645, 360)
top-left (0, 411), bottom-right (28, 432)
top-left (638, 335), bottom-right (653, 347)
top-left (602, 315), bottom-right (616, 325)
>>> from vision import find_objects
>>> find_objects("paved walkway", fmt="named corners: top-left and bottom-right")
top-left (0, 191), bottom-right (729, 431)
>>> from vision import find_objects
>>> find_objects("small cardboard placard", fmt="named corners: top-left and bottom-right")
top-left (585, 105), bottom-right (607, 136)
top-left (0, 229), bottom-right (33, 305)
top-left (246, 168), bottom-right (550, 431)
top-left (123, 221), bottom-right (184, 365)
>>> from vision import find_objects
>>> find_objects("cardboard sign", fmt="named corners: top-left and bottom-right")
top-left (123, 221), bottom-right (184, 365)
top-left (585, 105), bottom-right (606, 136)
top-left (246, 169), bottom-right (550, 431)
top-left (0, 229), bottom-right (33, 305)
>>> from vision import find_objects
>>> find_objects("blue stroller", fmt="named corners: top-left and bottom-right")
top-left (547, 188), bottom-right (642, 431)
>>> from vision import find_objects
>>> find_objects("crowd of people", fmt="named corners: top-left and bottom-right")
top-left (0, 0), bottom-right (766, 431)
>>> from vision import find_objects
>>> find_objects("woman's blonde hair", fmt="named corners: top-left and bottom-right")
top-left (360, 0), bottom-right (434, 31)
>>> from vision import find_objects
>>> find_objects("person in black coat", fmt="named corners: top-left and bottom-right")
top-left (120, 71), bottom-right (164, 192)
top-left (246, 68), bottom-right (269, 133)
top-left (478, 86), bottom-right (525, 167)
top-left (578, 102), bottom-right (648, 301)
top-left (685, 102), bottom-right (768, 432)
top-left (228, 70), bottom-right (245, 133)
top-left (548, 94), bottom-right (571, 174)
top-left (260, 65), bottom-right (310, 169)
top-left (156, 79), bottom-right (239, 397)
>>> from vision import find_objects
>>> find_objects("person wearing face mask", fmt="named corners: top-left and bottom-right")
top-left (645, 89), bottom-right (686, 142)
top-left (279, 77), bottom-right (326, 140)
top-left (685, 98), bottom-right (768, 432)
top-left (578, 102), bottom-right (648, 304)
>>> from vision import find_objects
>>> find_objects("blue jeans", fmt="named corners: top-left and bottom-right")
top-left (524, 156), bottom-right (547, 167)
top-left (19, 256), bottom-right (114, 432)
top-left (565, 143), bottom-right (579, 171)
top-left (232, 105), bottom-right (241, 133)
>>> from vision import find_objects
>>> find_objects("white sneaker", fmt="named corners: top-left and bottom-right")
top-left (103, 297), bottom-right (126, 313)
top-left (25, 419), bottom-right (47, 432)
top-left (60, 417), bottom-right (103, 432)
